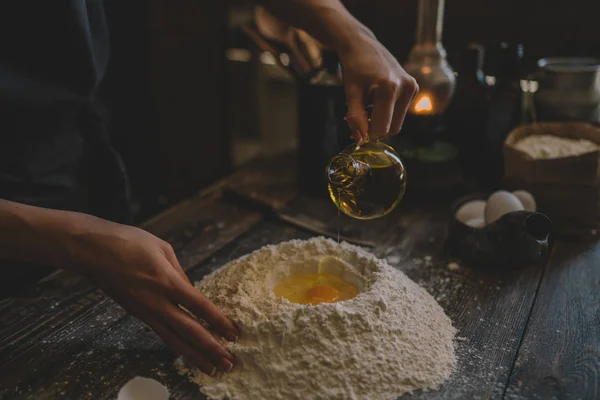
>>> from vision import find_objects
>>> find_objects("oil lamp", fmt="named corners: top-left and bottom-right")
top-left (393, 0), bottom-right (461, 192)
top-left (403, 0), bottom-right (455, 119)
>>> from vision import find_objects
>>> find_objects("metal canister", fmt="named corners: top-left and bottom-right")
top-left (534, 57), bottom-right (600, 124)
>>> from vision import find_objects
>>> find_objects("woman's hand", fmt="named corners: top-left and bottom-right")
top-left (0, 200), bottom-right (237, 377)
top-left (63, 216), bottom-right (239, 377)
top-left (338, 27), bottom-right (419, 144)
top-left (249, 0), bottom-right (418, 144)
top-left (248, 0), bottom-right (418, 143)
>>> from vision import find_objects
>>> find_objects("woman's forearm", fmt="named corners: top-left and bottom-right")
top-left (0, 199), bottom-right (79, 270)
top-left (252, 0), bottom-right (373, 53)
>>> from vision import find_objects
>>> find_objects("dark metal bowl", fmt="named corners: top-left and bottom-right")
top-left (446, 193), bottom-right (552, 269)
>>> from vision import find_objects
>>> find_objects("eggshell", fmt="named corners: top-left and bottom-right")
top-left (117, 377), bottom-right (169, 400)
top-left (512, 190), bottom-right (536, 211)
top-left (485, 191), bottom-right (524, 224)
top-left (455, 200), bottom-right (486, 223)
top-left (465, 217), bottom-right (486, 228)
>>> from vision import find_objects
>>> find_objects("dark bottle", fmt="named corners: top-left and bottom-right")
top-left (446, 43), bottom-right (490, 180)
top-left (297, 50), bottom-right (350, 197)
top-left (480, 42), bottom-right (524, 189)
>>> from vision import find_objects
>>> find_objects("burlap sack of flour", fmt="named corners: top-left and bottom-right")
top-left (503, 122), bottom-right (600, 235)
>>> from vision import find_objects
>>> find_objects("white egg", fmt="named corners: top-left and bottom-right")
top-left (465, 217), bottom-right (486, 228)
top-left (455, 200), bottom-right (486, 223)
top-left (485, 191), bottom-right (524, 224)
top-left (512, 190), bottom-right (536, 211)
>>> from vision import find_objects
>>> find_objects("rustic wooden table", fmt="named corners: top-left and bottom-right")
top-left (1, 154), bottom-right (599, 400)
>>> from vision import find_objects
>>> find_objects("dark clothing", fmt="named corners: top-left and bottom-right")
top-left (0, 1), bottom-right (132, 296)
top-left (0, 0), bottom-right (131, 222)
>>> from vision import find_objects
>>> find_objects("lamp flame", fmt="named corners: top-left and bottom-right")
top-left (414, 95), bottom-right (433, 113)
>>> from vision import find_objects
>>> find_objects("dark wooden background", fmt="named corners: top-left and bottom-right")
top-left (99, 0), bottom-right (600, 222)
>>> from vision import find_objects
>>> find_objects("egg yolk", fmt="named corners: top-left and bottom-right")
top-left (305, 285), bottom-right (340, 304)
top-left (273, 273), bottom-right (358, 305)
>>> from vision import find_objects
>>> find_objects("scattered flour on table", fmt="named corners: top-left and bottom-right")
top-left (175, 237), bottom-right (456, 400)
top-left (514, 134), bottom-right (598, 159)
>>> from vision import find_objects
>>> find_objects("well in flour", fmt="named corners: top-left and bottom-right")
top-left (271, 256), bottom-right (363, 305)
top-left (176, 237), bottom-right (456, 400)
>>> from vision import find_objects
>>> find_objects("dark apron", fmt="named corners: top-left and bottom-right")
top-left (0, 0), bottom-right (132, 296)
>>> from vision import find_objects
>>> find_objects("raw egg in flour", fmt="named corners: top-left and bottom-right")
top-left (273, 273), bottom-right (359, 305)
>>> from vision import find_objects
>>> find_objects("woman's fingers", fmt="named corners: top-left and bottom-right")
top-left (160, 242), bottom-right (239, 342)
top-left (344, 83), bottom-right (369, 144)
top-left (388, 78), bottom-right (419, 135)
top-left (159, 300), bottom-right (235, 368)
top-left (147, 317), bottom-right (223, 376)
top-left (160, 241), bottom-right (190, 283)
top-left (172, 280), bottom-right (239, 342)
top-left (369, 80), bottom-right (399, 139)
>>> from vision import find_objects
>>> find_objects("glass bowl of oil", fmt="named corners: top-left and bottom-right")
top-left (326, 139), bottom-right (407, 220)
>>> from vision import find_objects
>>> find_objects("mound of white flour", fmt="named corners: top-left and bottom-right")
top-left (176, 237), bottom-right (456, 400)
